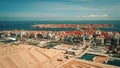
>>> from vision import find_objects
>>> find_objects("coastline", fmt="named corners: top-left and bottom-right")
top-left (0, 20), bottom-right (120, 31)
top-left (0, 23), bottom-right (120, 68)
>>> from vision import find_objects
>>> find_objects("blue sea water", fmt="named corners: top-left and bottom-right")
top-left (0, 20), bottom-right (120, 31)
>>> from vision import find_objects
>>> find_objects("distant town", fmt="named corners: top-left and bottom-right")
top-left (0, 24), bottom-right (120, 68)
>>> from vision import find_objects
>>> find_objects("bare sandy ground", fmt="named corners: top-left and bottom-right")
top-left (59, 59), bottom-right (117, 68)
top-left (0, 43), bottom-right (118, 68)
top-left (0, 43), bottom-right (67, 68)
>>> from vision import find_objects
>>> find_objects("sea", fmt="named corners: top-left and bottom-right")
top-left (0, 20), bottom-right (120, 32)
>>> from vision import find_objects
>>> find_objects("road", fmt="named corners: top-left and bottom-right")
top-left (78, 38), bottom-right (94, 57)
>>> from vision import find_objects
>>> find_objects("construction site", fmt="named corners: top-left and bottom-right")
top-left (0, 42), bottom-right (118, 68)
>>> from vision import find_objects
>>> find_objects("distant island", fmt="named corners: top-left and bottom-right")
top-left (31, 24), bottom-right (114, 30)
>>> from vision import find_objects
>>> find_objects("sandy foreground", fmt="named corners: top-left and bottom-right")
top-left (59, 59), bottom-right (119, 68)
top-left (0, 43), bottom-right (118, 68)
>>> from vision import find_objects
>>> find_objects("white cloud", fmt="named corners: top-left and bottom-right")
top-left (76, 14), bottom-right (108, 18)
top-left (75, 14), bottom-right (108, 20)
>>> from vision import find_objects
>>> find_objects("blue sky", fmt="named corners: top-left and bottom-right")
top-left (0, 0), bottom-right (120, 20)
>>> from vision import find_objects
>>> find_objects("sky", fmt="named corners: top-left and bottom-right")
top-left (0, 0), bottom-right (120, 21)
